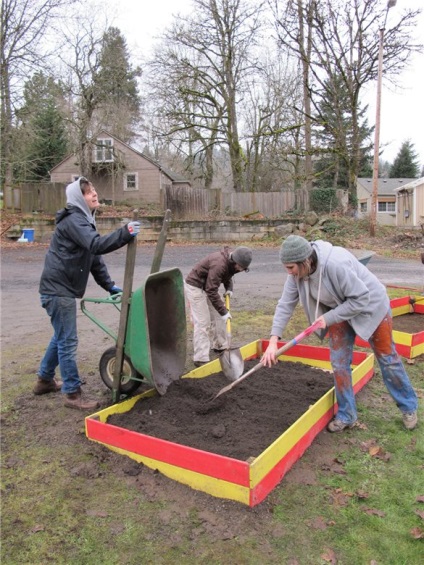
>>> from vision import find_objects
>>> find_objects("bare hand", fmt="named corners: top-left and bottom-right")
top-left (315, 315), bottom-right (327, 330)
top-left (261, 338), bottom-right (279, 367)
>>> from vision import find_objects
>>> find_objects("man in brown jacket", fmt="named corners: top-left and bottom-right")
top-left (185, 246), bottom-right (252, 367)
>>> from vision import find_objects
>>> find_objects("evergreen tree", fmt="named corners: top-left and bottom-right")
top-left (14, 72), bottom-right (69, 181)
top-left (389, 140), bottom-right (420, 178)
top-left (95, 27), bottom-right (142, 141)
top-left (313, 75), bottom-right (373, 191)
top-left (27, 99), bottom-right (69, 180)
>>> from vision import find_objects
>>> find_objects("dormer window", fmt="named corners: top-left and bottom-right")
top-left (94, 138), bottom-right (114, 162)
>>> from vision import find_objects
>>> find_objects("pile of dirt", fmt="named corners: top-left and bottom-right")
top-left (108, 360), bottom-right (335, 461)
top-left (392, 312), bottom-right (424, 333)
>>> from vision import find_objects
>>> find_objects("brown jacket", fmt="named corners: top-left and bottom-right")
top-left (185, 247), bottom-right (238, 315)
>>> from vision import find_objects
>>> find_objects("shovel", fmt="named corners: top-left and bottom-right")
top-left (219, 294), bottom-right (244, 381)
top-left (212, 320), bottom-right (321, 400)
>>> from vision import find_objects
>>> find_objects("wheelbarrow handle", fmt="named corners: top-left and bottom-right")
top-left (213, 320), bottom-right (321, 400)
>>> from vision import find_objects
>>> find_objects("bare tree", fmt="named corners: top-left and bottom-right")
top-left (1, 0), bottom-right (74, 191)
top-left (310, 0), bottom-right (422, 199)
top-left (57, 16), bottom-right (141, 178)
top-left (270, 0), bottom-right (315, 209)
top-left (270, 0), bottom-right (422, 203)
top-left (146, 0), bottom-right (265, 192)
top-left (242, 49), bottom-right (304, 192)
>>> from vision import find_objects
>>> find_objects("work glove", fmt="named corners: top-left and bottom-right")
top-left (127, 221), bottom-right (141, 237)
top-left (223, 290), bottom-right (233, 298)
top-left (221, 312), bottom-right (232, 322)
top-left (109, 285), bottom-right (123, 296)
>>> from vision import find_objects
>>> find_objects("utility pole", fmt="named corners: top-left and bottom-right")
top-left (370, 0), bottom-right (397, 237)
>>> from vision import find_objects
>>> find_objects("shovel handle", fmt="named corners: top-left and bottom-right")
top-left (213, 320), bottom-right (321, 399)
top-left (225, 294), bottom-right (231, 337)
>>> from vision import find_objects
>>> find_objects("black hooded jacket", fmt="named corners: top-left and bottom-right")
top-left (39, 206), bottom-right (132, 298)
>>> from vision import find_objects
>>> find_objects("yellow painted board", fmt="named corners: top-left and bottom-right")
top-left (86, 388), bottom-right (156, 425)
top-left (91, 440), bottom-right (251, 505)
top-left (280, 354), bottom-right (333, 370)
top-left (250, 387), bottom-right (336, 485)
top-left (393, 330), bottom-right (413, 346)
top-left (392, 305), bottom-right (413, 316)
top-left (183, 341), bottom-right (259, 379)
top-left (249, 353), bottom-right (374, 486)
top-left (412, 342), bottom-right (424, 357)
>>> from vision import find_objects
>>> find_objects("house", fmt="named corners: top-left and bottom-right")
top-left (394, 177), bottom-right (424, 228)
top-left (356, 178), bottom-right (416, 226)
top-left (49, 130), bottom-right (191, 205)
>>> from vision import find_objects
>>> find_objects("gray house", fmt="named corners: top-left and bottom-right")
top-left (356, 178), bottom-right (416, 225)
top-left (49, 130), bottom-right (191, 206)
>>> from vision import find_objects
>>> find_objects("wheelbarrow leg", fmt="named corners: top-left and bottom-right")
top-left (112, 212), bottom-right (138, 403)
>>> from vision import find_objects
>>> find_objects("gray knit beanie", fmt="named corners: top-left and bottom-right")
top-left (231, 246), bottom-right (252, 269)
top-left (279, 235), bottom-right (313, 263)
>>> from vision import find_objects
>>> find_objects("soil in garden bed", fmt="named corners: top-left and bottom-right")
top-left (108, 360), bottom-right (335, 461)
top-left (392, 313), bottom-right (423, 333)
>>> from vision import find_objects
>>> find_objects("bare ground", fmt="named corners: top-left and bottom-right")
top-left (1, 220), bottom-right (423, 561)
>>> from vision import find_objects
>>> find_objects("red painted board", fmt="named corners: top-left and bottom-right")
top-left (249, 367), bottom-right (374, 507)
top-left (86, 418), bottom-right (250, 486)
top-left (250, 408), bottom-right (333, 506)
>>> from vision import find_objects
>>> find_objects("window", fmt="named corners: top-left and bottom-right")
top-left (378, 201), bottom-right (395, 212)
top-left (360, 202), bottom-right (367, 213)
top-left (124, 173), bottom-right (138, 191)
top-left (94, 138), bottom-right (113, 162)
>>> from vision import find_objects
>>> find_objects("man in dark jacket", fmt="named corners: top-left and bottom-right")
top-left (34, 177), bottom-right (141, 410)
top-left (185, 246), bottom-right (252, 367)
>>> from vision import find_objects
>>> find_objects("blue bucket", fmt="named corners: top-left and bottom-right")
top-left (22, 228), bottom-right (35, 242)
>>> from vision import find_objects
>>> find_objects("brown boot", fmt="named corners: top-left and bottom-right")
top-left (64, 389), bottom-right (100, 411)
top-left (33, 377), bottom-right (63, 395)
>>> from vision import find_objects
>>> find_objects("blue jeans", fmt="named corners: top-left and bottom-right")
top-left (38, 295), bottom-right (81, 394)
top-left (328, 312), bottom-right (418, 424)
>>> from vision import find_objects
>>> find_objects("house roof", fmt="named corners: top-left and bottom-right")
top-left (357, 178), bottom-right (416, 196)
top-left (393, 177), bottom-right (424, 192)
top-left (49, 129), bottom-right (190, 183)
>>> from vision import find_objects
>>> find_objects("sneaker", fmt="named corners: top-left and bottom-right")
top-left (64, 389), bottom-right (100, 411)
top-left (327, 418), bottom-right (356, 433)
top-left (402, 412), bottom-right (417, 430)
top-left (33, 377), bottom-right (63, 395)
top-left (194, 361), bottom-right (207, 367)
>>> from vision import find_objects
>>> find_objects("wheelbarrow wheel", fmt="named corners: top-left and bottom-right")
top-left (99, 347), bottom-right (143, 394)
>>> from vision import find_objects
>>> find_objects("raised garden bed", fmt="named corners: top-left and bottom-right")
top-left (86, 339), bottom-right (374, 507)
top-left (355, 296), bottom-right (424, 359)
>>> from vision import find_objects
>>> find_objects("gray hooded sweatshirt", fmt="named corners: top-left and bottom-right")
top-left (271, 240), bottom-right (390, 342)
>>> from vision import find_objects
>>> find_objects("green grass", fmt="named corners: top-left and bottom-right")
top-left (2, 290), bottom-right (423, 564)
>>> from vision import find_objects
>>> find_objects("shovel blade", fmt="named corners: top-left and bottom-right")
top-left (219, 349), bottom-right (244, 382)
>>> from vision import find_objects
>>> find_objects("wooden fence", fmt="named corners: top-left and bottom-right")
top-left (7, 182), bottom-right (299, 219)
top-left (4, 182), bottom-right (66, 214)
top-left (164, 185), bottom-right (298, 218)
top-left (220, 190), bottom-right (297, 217)
top-left (164, 186), bottom-right (220, 219)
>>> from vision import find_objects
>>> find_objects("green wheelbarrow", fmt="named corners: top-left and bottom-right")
top-left (81, 209), bottom-right (186, 400)
top-left (81, 267), bottom-right (187, 397)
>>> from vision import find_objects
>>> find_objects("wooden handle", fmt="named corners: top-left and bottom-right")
top-left (213, 320), bottom-right (321, 399)
top-left (225, 293), bottom-right (231, 336)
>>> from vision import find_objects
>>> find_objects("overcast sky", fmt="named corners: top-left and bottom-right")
top-left (112, 0), bottom-right (424, 169)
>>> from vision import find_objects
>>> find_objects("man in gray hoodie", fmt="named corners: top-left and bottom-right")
top-left (262, 235), bottom-right (418, 432)
top-left (34, 177), bottom-right (141, 410)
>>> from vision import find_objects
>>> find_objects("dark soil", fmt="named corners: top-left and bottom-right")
top-left (108, 360), bottom-right (334, 461)
top-left (392, 312), bottom-right (424, 333)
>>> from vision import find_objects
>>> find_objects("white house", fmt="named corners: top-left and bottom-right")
top-left (356, 178), bottom-right (416, 225)
top-left (394, 177), bottom-right (424, 228)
